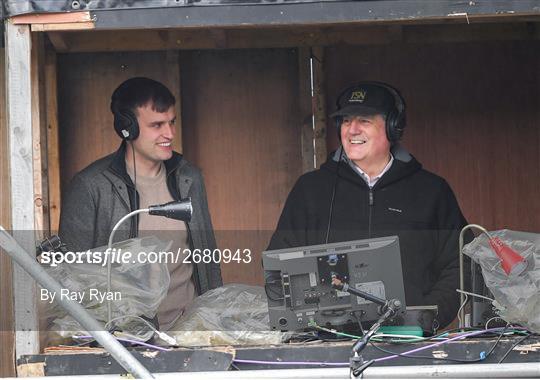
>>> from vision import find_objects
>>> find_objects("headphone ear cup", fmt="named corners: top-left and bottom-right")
top-left (385, 108), bottom-right (406, 143)
top-left (385, 109), bottom-right (398, 143)
top-left (114, 109), bottom-right (139, 140)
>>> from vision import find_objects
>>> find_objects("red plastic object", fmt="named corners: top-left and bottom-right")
top-left (488, 237), bottom-right (527, 276)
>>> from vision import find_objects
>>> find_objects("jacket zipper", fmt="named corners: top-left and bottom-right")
top-left (185, 222), bottom-right (201, 296)
top-left (368, 188), bottom-right (374, 238)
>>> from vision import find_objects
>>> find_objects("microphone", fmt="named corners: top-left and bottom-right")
top-left (148, 198), bottom-right (193, 222)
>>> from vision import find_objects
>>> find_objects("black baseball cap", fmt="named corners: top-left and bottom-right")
top-left (330, 83), bottom-right (396, 118)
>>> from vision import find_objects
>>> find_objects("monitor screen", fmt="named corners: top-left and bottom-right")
top-left (262, 236), bottom-right (407, 331)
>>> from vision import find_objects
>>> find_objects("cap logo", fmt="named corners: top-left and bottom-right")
top-left (349, 90), bottom-right (367, 103)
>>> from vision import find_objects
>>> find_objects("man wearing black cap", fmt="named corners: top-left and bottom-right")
top-left (268, 82), bottom-right (469, 329)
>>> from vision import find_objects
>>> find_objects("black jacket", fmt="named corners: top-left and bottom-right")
top-left (268, 151), bottom-right (468, 328)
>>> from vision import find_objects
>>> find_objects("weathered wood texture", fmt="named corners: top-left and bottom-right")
top-left (324, 40), bottom-right (540, 232)
top-left (44, 22), bottom-right (540, 53)
top-left (45, 49), bottom-right (61, 232)
top-left (181, 49), bottom-right (303, 285)
top-left (0, 47), bottom-right (16, 378)
top-left (4, 21), bottom-right (40, 362)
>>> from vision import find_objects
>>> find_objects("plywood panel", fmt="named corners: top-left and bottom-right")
top-left (57, 52), bottom-right (183, 190)
top-left (0, 48), bottom-right (16, 378)
top-left (181, 49), bottom-right (303, 285)
top-left (325, 40), bottom-right (540, 232)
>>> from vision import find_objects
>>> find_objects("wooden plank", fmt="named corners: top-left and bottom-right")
top-left (12, 12), bottom-right (92, 25)
top-left (48, 22), bottom-right (540, 53)
top-left (31, 33), bottom-right (48, 240)
top-left (298, 47), bottom-right (315, 173)
top-left (31, 22), bottom-right (95, 32)
top-left (181, 49), bottom-right (303, 285)
top-left (311, 46), bottom-right (327, 168)
top-left (5, 21), bottom-right (40, 359)
top-left (45, 50), bottom-right (61, 233)
top-left (0, 47), bottom-right (16, 378)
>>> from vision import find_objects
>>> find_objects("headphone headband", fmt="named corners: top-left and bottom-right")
top-left (334, 81), bottom-right (406, 143)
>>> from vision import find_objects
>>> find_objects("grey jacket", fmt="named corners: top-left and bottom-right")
top-left (59, 142), bottom-right (222, 295)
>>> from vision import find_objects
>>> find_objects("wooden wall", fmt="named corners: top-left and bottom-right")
top-left (0, 49), bottom-right (16, 378)
top-left (57, 51), bottom-right (182, 196)
top-left (181, 49), bottom-right (303, 285)
top-left (324, 40), bottom-right (540, 232)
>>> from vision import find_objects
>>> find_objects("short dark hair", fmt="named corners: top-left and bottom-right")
top-left (110, 77), bottom-right (175, 115)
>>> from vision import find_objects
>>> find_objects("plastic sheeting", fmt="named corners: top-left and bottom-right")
top-left (43, 236), bottom-right (171, 343)
top-left (463, 229), bottom-right (540, 332)
top-left (168, 283), bottom-right (292, 346)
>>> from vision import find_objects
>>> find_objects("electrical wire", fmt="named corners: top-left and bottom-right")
top-left (457, 293), bottom-right (468, 327)
top-left (73, 335), bottom-right (171, 352)
top-left (131, 141), bottom-right (137, 196)
top-left (264, 279), bottom-right (284, 301)
top-left (105, 314), bottom-right (178, 345)
top-left (369, 326), bottom-right (508, 364)
top-left (233, 327), bottom-right (530, 368)
top-left (485, 316), bottom-right (505, 330)
top-left (497, 333), bottom-right (533, 364)
top-left (233, 358), bottom-right (348, 366)
top-left (105, 314), bottom-right (158, 334)
top-left (456, 289), bottom-right (495, 303)
top-left (371, 326), bottom-right (523, 364)
top-left (324, 147), bottom-right (344, 244)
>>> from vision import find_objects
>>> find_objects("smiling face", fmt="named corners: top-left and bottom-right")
top-left (340, 114), bottom-right (392, 176)
top-left (130, 103), bottom-right (176, 170)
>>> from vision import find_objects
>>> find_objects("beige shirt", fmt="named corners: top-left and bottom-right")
top-left (127, 162), bottom-right (195, 330)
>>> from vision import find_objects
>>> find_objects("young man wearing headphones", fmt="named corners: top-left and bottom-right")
top-left (268, 82), bottom-right (468, 329)
top-left (59, 77), bottom-right (222, 330)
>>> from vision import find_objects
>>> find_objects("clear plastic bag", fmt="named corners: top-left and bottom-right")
top-left (463, 229), bottom-right (540, 332)
top-left (43, 236), bottom-right (171, 341)
top-left (168, 283), bottom-right (292, 346)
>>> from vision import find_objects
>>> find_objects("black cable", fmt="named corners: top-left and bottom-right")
top-left (131, 141), bottom-right (137, 197)
top-left (264, 280), bottom-right (284, 301)
top-left (497, 333), bottom-right (533, 364)
top-left (368, 326), bottom-right (511, 364)
top-left (324, 148), bottom-right (343, 244)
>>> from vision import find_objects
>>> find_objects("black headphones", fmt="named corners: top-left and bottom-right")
top-left (111, 94), bottom-right (140, 141)
top-left (334, 81), bottom-right (406, 143)
top-left (111, 82), bottom-right (139, 141)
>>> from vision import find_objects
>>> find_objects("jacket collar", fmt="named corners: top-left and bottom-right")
top-left (109, 140), bottom-right (185, 188)
top-left (324, 145), bottom-right (421, 189)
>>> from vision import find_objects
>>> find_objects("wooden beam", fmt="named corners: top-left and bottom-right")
top-left (298, 47), bottom-right (315, 173)
top-left (46, 32), bottom-right (70, 52)
top-left (0, 47), bottom-right (16, 378)
top-left (31, 22), bottom-right (95, 32)
top-left (31, 33), bottom-right (49, 240)
top-left (44, 21), bottom-right (540, 53)
top-left (12, 11), bottom-right (92, 25)
top-left (5, 21), bottom-right (40, 360)
top-left (45, 50), bottom-right (61, 233)
top-left (311, 46), bottom-right (327, 168)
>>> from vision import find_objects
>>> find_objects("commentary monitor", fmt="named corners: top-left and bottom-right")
top-left (262, 236), bottom-right (407, 331)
